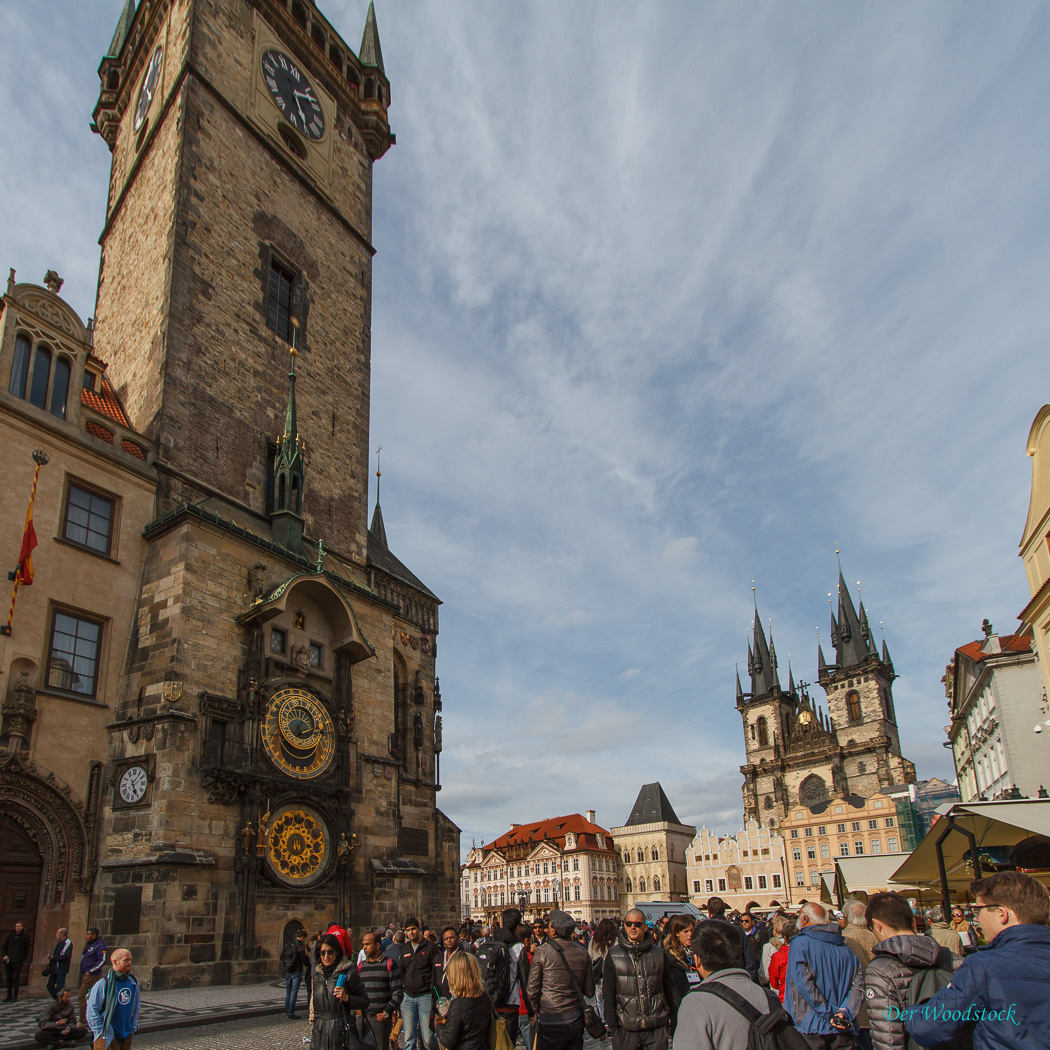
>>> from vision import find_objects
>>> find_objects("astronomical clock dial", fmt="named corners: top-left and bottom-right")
top-left (133, 46), bottom-right (163, 132)
top-left (265, 804), bottom-right (331, 886)
top-left (261, 687), bottom-right (335, 779)
top-left (261, 49), bottom-right (326, 140)
top-left (118, 764), bottom-right (149, 805)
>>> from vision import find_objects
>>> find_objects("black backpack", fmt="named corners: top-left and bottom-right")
top-left (904, 955), bottom-right (972, 1050)
top-left (475, 938), bottom-right (511, 1005)
top-left (279, 939), bottom-right (300, 970)
top-left (694, 981), bottom-right (809, 1050)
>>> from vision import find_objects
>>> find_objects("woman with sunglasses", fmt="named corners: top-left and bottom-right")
top-left (311, 933), bottom-right (369, 1049)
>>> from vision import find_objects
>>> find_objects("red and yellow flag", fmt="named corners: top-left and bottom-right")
top-left (15, 493), bottom-right (38, 586)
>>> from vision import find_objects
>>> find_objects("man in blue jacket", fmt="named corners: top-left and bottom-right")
top-left (78, 928), bottom-right (107, 1026)
top-left (907, 871), bottom-right (1050, 1050)
top-left (784, 902), bottom-right (862, 1049)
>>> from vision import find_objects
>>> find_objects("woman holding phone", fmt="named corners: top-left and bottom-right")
top-left (311, 933), bottom-right (369, 1049)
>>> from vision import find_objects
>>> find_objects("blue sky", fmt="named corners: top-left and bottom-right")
top-left (3, 2), bottom-right (1049, 854)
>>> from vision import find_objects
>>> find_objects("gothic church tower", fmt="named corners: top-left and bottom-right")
top-left (738, 574), bottom-right (915, 829)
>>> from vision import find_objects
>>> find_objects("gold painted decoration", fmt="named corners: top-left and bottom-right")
top-left (265, 805), bottom-right (330, 884)
top-left (261, 687), bottom-right (335, 779)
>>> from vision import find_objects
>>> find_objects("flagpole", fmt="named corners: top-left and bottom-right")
top-left (1, 449), bottom-right (48, 637)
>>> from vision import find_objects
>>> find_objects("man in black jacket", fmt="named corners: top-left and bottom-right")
top-left (360, 930), bottom-right (404, 1049)
top-left (3, 921), bottom-right (31, 1002)
top-left (399, 917), bottom-right (440, 1050)
top-left (703, 898), bottom-right (758, 982)
top-left (526, 911), bottom-right (594, 1050)
top-left (603, 910), bottom-right (677, 1050)
top-left (46, 928), bottom-right (73, 999)
top-left (491, 909), bottom-right (527, 1044)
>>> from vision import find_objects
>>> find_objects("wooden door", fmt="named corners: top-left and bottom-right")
top-left (0, 816), bottom-right (42, 989)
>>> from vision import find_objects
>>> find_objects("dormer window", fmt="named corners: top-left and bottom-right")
top-left (8, 334), bottom-right (73, 419)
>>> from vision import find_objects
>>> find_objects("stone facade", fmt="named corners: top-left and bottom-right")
top-left (686, 822), bottom-right (790, 911)
top-left (738, 575), bottom-right (916, 829)
top-left (0, 0), bottom-right (458, 992)
top-left (612, 784), bottom-right (694, 911)
top-left (1020, 405), bottom-right (1050, 715)
top-left (462, 812), bottom-right (620, 925)
top-left (778, 791), bottom-right (906, 894)
top-left (944, 625), bottom-right (1047, 801)
top-left (0, 273), bottom-right (155, 995)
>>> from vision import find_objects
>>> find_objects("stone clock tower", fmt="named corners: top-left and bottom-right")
top-left (87, 0), bottom-right (459, 988)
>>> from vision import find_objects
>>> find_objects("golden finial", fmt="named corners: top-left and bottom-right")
top-left (289, 317), bottom-right (300, 357)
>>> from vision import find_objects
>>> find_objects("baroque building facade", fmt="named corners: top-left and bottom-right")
top-left (686, 822), bottom-right (790, 911)
top-left (1020, 405), bottom-right (1050, 710)
top-left (0, 0), bottom-right (459, 992)
top-left (612, 783), bottom-right (694, 910)
top-left (460, 812), bottom-right (620, 925)
top-left (944, 622), bottom-right (1047, 801)
top-left (737, 573), bottom-right (916, 829)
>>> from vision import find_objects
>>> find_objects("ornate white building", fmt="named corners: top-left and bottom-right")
top-left (686, 821), bottom-right (790, 911)
top-left (461, 812), bottom-right (620, 924)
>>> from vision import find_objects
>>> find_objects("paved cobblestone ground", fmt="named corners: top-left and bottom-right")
top-left (135, 1015), bottom-right (307, 1048)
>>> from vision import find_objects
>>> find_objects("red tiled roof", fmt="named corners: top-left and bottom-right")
top-left (121, 438), bottom-right (147, 461)
top-left (81, 376), bottom-right (130, 428)
top-left (483, 813), bottom-right (613, 852)
top-left (85, 420), bottom-right (114, 443)
top-left (956, 632), bottom-right (1033, 663)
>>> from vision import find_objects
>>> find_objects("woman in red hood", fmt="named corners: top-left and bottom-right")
top-left (326, 924), bottom-right (353, 959)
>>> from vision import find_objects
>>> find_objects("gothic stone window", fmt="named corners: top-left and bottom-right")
top-left (757, 716), bottom-right (769, 746)
top-left (846, 690), bottom-right (862, 723)
top-left (636, 848), bottom-right (644, 863)
top-left (653, 875), bottom-right (660, 892)
top-left (9, 334), bottom-right (72, 418)
top-left (651, 846), bottom-right (659, 860)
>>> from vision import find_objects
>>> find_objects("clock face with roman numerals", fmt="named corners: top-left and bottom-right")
top-left (261, 50), bottom-right (326, 141)
top-left (118, 764), bottom-right (149, 805)
top-left (133, 46), bottom-right (163, 133)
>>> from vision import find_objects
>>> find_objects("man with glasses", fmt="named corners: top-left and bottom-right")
top-left (531, 920), bottom-right (548, 946)
top-left (398, 918), bottom-right (439, 1050)
top-left (603, 910), bottom-right (676, 1050)
top-left (907, 872), bottom-right (1050, 1050)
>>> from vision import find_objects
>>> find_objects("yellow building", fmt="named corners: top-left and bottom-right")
top-left (0, 271), bottom-right (155, 994)
top-left (777, 791), bottom-right (905, 896)
top-left (1019, 406), bottom-right (1050, 712)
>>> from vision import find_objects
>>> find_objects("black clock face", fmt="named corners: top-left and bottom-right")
top-left (261, 50), bottom-right (325, 141)
top-left (134, 46), bottom-right (163, 132)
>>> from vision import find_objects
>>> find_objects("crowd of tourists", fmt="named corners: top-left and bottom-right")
top-left (275, 869), bottom-right (1048, 1050)
top-left (3, 868), bottom-right (1047, 1049)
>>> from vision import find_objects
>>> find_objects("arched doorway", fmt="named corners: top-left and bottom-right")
top-left (0, 815), bottom-right (43, 993)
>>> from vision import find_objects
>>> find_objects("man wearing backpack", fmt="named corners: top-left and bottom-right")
top-left (475, 922), bottom-right (513, 1008)
top-left (674, 921), bottom-right (804, 1050)
top-left (783, 902), bottom-right (862, 1049)
top-left (862, 892), bottom-right (961, 1050)
top-left (906, 872), bottom-right (1050, 1050)
top-left (281, 928), bottom-right (308, 1020)
top-left (491, 908), bottom-right (527, 1045)
top-left (360, 930), bottom-right (404, 1049)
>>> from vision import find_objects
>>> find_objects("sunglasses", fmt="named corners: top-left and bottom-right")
top-left (319, 948), bottom-right (336, 955)
top-left (623, 921), bottom-right (645, 928)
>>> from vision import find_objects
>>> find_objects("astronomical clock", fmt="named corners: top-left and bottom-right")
top-left (261, 687), bottom-right (336, 780)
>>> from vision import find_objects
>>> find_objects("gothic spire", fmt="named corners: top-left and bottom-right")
top-left (749, 604), bottom-right (780, 697)
top-left (271, 323), bottom-right (306, 554)
top-left (107, 0), bottom-right (137, 58)
top-left (881, 638), bottom-right (894, 672)
top-left (833, 570), bottom-right (872, 668)
top-left (360, 1), bottom-right (386, 74)
top-left (735, 665), bottom-right (745, 704)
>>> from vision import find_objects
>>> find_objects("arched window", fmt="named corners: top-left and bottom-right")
top-left (650, 846), bottom-right (658, 860)
top-left (277, 475), bottom-right (286, 511)
top-left (49, 356), bottom-right (71, 418)
top-left (623, 851), bottom-right (630, 865)
top-left (846, 691), bottom-right (862, 723)
top-left (638, 877), bottom-right (646, 894)
top-left (291, 475), bottom-right (301, 513)
top-left (653, 875), bottom-right (660, 892)
top-left (670, 844), bottom-right (675, 860)
top-left (757, 716), bottom-right (769, 747)
top-left (764, 795), bottom-right (774, 810)
top-left (9, 334), bottom-right (30, 397)
top-left (636, 848), bottom-right (644, 863)
top-left (29, 345), bottom-right (52, 409)
top-left (625, 877), bottom-right (632, 893)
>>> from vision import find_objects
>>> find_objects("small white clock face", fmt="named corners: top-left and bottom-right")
top-left (119, 765), bottom-right (148, 804)
top-left (133, 46), bottom-right (164, 133)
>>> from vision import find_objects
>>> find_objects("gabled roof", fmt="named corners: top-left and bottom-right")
top-left (483, 813), bottom-right (612, 852)
top-left (81, 375), bottom-right (131, 427)
top-left (955, 632), bottom-right (1032, 664)
top-left (624, 782), bottom-right (684, 827)
top-left (367, 503), bottom-right (439, 600)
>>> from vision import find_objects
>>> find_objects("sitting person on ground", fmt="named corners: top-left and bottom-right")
top-left (863, 892), bottom-right (961, 1050)
top-left (35, 988), bottom-right (88, 1048)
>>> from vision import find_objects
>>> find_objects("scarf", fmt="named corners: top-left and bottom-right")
top-left (101, 972), bottom-right (119, 1035)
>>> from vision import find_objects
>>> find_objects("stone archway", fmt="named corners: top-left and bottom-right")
top-left (0, 815), bottom-right (43, 992)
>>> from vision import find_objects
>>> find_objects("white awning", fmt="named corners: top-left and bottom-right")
top-left (889, 799), bottom-right (1050, 890)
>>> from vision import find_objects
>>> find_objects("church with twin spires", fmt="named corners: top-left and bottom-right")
top-left (737, 571), bottom-right (916, 828)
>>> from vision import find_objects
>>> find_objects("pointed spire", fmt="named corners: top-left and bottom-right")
top-left (834, 568), bottom-right (870, 668)
top-left (369, 446), bottom-right (388, 546)
top-left (360, 1), bottom-right (385, 74)
top-left (735, 665), bottom-right (745, 703)
top-left (881, 638), bottom-right (894, 670)
top-left (818, 643), bottom-right (828, 673)
top-left (787, 661), bottom-right (795, 694)
top-left (107, 0), bottom-right (137, 58)
top-left (749, 603), bottom-right (780, 697)
top-left (271, 321), bottom-right (306, 555)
